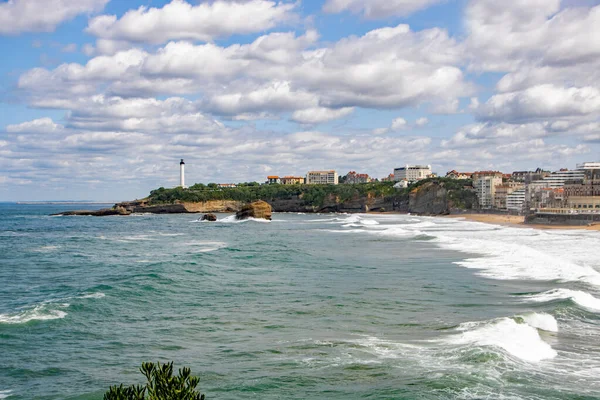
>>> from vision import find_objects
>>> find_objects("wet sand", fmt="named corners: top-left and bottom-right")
top-left (445, 214), bottom-right (600, 231)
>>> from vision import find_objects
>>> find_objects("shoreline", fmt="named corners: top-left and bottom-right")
top-left (443, 213), bottom-right (600, 231)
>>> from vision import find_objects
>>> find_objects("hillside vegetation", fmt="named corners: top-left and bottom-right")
top-left (148, 181), bottom-right (398, 207)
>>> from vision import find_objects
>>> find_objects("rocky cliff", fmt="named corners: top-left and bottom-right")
top-left (408, 182), bottom-right (450, 215)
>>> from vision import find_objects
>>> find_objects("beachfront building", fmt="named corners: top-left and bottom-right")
top-left (493, 183), bottom-right (524, 210)
top-left (568, 196), bottom-right (600, 209)
top-left (267, 176), bottom-right (280, 184)
top-left (472, 171), bottom-right (503, 209)
top-left (394, 165), bottom-right (432, 183)
top-left (281, 176), bottom-right (305, 185)
top-left (507, 188), bottom-right (526, 213)
top-left (306, 171), bottom-right (338, 185)
top-left (344, 171), bottom-right (371, 184)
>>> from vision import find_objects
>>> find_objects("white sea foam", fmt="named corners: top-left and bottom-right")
top-left (0, 304), bottom-right (68, 324)
top-left (32, 245), bottom-right (61, 253)
top-left (0, 390), bottom-right (12, 399)
top-left (519, 312), bottom-right (559, 332)
top-left (337, 214), bottom-right (600, 287)
top-left (526, 289), bottom-right (600, 312)
top-left (219, 215), bottom-right (270, 224)
top-left (78, 292), bottom-right (106, 299)
top-left (184, 241), bottom-right (227, 253)
top-left (449, 317), bottom-right (557, 362)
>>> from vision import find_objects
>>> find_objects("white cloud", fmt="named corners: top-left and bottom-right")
top-left (0, 0), bottom-right (108, 35)
top-left (466, 1), bottom-right (600, 72)
top-left (86, 0), bottom-right (296, 44)
top-left (323, 0), bottom-right (443, 19)
top-left (61, 43), bottom-right (77, 53)
top-left (391, 118), bottom-right (407, 130)
top-left (18, 25), bottom-right (471, 120)
top-left (291, 107), bottom-right (354, 124)
top-left (415, 117), bottom-right (429, 127)
top-left (476, 84), bottom-right (600, 122)
top-left (6, 118), bottom-right (64, 134)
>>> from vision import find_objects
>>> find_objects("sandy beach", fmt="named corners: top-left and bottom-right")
top-left (445, 214), bottom-right (600, 231)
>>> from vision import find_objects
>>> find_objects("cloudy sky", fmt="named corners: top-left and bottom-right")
top-left (0, 0), bottom-right (599, 201)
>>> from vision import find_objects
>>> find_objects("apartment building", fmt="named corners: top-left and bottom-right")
top-left (473, 171), bottom-right (503, 209)
top-left (306, 171), bottom-right (338, 185)
top-left (394, 165), bottom-right (432, 183)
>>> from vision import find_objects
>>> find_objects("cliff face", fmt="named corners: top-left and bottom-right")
top-left (268, 193), bottom-right (398, 213)
top-left (408, 182), bottom-right (450, 215)
top-left (117, 199), bottom-right (243, 213)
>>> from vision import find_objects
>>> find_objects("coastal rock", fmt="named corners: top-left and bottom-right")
top-left (201, 213), bottom-right (217, 221)
top-left (53, 207), bottom-right (131, 216)
top-left (236, 200), bottom-right (272, 220)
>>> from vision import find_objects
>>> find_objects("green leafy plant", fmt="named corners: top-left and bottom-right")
top-left (104, 362), bottom-right (205, 400)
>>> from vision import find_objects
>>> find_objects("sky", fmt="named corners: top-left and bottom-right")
top-left (0, 0), bottom-right (599, 201)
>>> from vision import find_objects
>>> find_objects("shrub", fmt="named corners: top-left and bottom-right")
top-left (104, 362), bottom-right (205, 400)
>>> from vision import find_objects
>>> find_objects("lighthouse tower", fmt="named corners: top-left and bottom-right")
top-left (180, 159), bottom-right (186, 188)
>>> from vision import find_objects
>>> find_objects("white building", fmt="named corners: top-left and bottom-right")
top-left (577, 162), bottom-right (600, 170)
top-left (507, 188), bottom-right (526, 213)
top-left (306, 170), bottom-right (338, 185)
top-left (394, 165), bottom-right (432, 183)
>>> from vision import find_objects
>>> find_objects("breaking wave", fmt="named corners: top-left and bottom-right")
top-left (447, 315), bottom-right (558, 362)
top-left (0, 304), bottom-right (68, 324)
top-left (526, 289), bottom-right (600, 312)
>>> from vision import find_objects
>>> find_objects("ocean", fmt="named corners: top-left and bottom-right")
top-left (1, 203), bottom-right (600, 399)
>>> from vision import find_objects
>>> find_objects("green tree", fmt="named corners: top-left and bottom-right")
top-left (104, 362), bottom-right (205, 400)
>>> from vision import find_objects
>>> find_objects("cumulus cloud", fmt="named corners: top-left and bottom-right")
top-left (323, 0), bottom-right (444, 19)
top-left (6, 118), bottom-right (64, 134)
top-left (18, 25), bottom-right (472, 119)
top-left (476, 84), bottom-right (600, 122)
top-left (391, 118), bottom-right (408, 130)
top-left (0, 0), bottom-right (108, 35)
top-left (86, 0), bottom-right (297, 44)
top-left (415, 117), bottom-right (429, 127)
top-left (466, 0), bottom-right (600, 72)
top-left (291, 107), bottom-right (354, 124)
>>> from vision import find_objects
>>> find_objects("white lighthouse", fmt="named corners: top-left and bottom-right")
top-left (179, 159), bottom-right (186, 188)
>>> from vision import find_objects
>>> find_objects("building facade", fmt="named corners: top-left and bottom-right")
top-left (472, 171), bottom-right (503, 209)
top-left (280, 176), bottom-right (305, 185)
top-left (394, 165), bottom-right (432, 183)
top-left (267, 176), bottom-right (280, 184)
top-left (344, 171), bottom-right (371, 184)
top-left (306, 171), bottom-right (338, 185)
top-left (507, 188), bottom-right (526, 213)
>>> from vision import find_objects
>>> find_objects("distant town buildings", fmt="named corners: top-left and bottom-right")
top-left (306, 170), bottom-right (338, 185)
top-left (394, 165), bottom-right (432, 183)
top-left (344, 171), bottom-right (371, 184)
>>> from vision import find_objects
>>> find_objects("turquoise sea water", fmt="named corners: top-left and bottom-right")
top-left (2, 203), bottom-right (600, 399)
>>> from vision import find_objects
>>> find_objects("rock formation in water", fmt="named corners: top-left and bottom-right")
top-left (201, 213), bottom-right (217, 221)
top-left (52, 206), bottom-right (131, 216)
top-left (236, 200), bottom-right (272, 220)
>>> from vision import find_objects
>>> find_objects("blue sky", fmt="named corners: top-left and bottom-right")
top-left (0, 0), bottom-right (599, 201)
